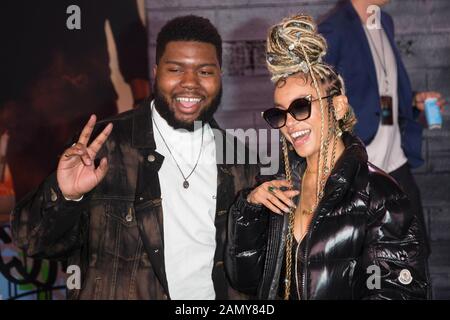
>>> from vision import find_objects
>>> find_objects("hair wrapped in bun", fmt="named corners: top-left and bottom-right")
top-left (266, 14), bottom-right (357, 133)
top-left (266, 14), bottom-right (332, 82)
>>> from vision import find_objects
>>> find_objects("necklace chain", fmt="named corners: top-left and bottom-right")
top-left (366, 28), bottom-right (390, 95)
top-left (300, 169), bottom-right (314, 216)
top-left (366, 28), bottom-right (387, 76)
top-left (152, 107), bottom-right (204, 188)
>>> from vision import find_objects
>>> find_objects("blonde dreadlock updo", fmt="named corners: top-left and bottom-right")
top-left (266, 14), bottom-right (357, 133)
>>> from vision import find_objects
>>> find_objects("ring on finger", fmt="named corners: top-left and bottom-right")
top-left (268, 185), bottom-right (277, 193)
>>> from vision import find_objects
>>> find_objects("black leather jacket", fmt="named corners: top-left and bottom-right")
top-left (226, 133), bottom-right (430, 299)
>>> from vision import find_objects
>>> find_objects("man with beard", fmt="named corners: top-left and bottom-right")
top-left (11, 16), bottom-right (258, 300)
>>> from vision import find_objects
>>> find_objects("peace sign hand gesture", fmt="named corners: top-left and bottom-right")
top-left (57, 115), bottom-right (113, 200)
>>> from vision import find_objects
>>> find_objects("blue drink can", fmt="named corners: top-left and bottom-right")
top-left (424, 98), bottom-right (442, 129)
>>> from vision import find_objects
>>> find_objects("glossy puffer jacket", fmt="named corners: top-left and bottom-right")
top-left (225, 133), bottom-right (430, 300)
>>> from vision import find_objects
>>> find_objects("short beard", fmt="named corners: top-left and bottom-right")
top-left (153, 81), bottom-right (222, 131)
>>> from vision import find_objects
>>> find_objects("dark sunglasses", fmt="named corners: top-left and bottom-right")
top-left (262, 95), bottom-right (332, 129)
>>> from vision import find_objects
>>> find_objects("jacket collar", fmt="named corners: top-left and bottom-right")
top-left (342, 0), bottom-right (403, 96)
top-left (132, 98), bottom-right (157, 149)
top-left (342, 1), bottom-right (379, 90)
top-left (323, 133), bottom-right (368, 200)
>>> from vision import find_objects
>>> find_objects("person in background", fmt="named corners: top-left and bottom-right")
top-left (318, 0), bottom-right (446, 255)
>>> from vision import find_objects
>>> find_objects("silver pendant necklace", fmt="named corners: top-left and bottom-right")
top-left (152, 108), bottom-right (204, 189)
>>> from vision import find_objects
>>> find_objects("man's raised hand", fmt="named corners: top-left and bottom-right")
top-left (57, 115), bottom-right (113, 200)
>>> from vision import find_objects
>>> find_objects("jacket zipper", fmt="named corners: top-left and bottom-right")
top-left (302, 229), bottom-right (309, 300)
top-left (294, 223), bottom-right (311, 300)
top-left (300, 207), bottom-right (321, 300)
top-left (295, 240), bottom-right (301, 299)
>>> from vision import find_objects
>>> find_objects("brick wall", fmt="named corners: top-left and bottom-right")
top-left (146, 0), bottom-right (450, 299)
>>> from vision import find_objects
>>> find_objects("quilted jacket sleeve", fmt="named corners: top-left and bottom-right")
top-left (225, 189), bottom-right (270, 296)
top-left (359, 173), bottom-right (430, 300)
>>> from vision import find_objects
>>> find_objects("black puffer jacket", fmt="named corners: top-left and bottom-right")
top-left (225, 133), bottom-right (430, 299)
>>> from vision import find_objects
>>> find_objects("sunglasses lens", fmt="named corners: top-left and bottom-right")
top-left (263, 108), bottom-right (285, 128)
top-left (290, 98), bottom-right (311, 121)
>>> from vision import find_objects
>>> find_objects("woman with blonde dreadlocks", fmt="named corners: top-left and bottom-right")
top-left (225, 14), bottom-right (430, 300)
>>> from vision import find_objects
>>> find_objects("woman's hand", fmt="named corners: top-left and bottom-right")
top-left (247, 180), bottom-right (299, 215)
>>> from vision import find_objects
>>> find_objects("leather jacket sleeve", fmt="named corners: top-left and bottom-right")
top-left (11, 172), bottom-right (89, 260)
top-left (359, 175), bottom-right (430, 300)
top-left (225, 189), bottom-right (270, 296)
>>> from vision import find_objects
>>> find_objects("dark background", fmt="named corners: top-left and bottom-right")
top-left (0, 0), bottom-right (148, 299)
